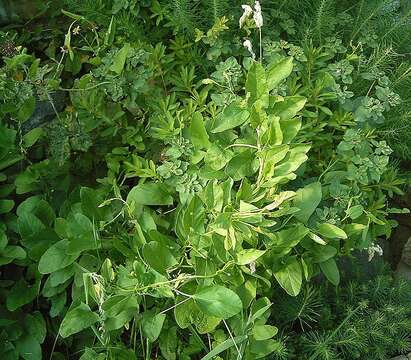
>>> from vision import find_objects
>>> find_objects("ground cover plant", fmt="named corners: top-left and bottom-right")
top-left (0, 1), bottom-right (410, 359)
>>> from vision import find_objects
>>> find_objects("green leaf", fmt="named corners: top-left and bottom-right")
top-left (141, 311), bottom-right (166, 342)
top-left (102, 295), bottom-right (138, 318)
top-left (320, 258), bottom-right (340, 285)
top-left (201, 336), bottom-right (248, 360)
top-left (38, 239), bottom-right (80, 274)
top-left (313, 245), bottom-right (337, 263)
top-left (190, 112), bottom-right (210, 149)
top-left (293, 182), bottom-right (322, 224)
top-left (317, 223), bottom-right (347, 239)
top-left (23, 128), bottom-right (43, 148)
top-left (272, 96), bottom-right (306, 120)
top-left (252, 324), bottom-right (278, 340)
top-left (110, 43), bottom-right (130, 74)
top-left (17, 96), bottom-right (36, 122)
top-left (267, 57), bottom-right (293, 91)
top-left (281, 118), bottom-right (302, 144)
top-left (246, 62), bottom-right (268, 106)
top-left (80, 348), bottom-right (106, 360)
top-left (60, 303), bottom-right (99, 338)
top-left (193, 285), bottom-right (242, 319)
top-left (143, 241), bottom-right (178, 274)
top-left (6, 279), bottom-right (40, 311)
top-left (346, 205), bottom-right (364, 220)
top-left (273, 257), bottom-right (302, 296)
top-left (211, 102), bottom-right (249, 133)
top-left (0, 199), bottom-right (14, 214)
top-left (236, 249), bottom-right (266, 265)
top-left (16, 334), bottom-right (42, 360)
top-left (127, 182), bottom-right (173, 206)
top-left (250, 339), bottom-right (284, 358)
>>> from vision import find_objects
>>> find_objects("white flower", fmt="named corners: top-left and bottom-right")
top-left (368, 243), bottom-right (383, 261)
top-left (253, 1), bottom-right (263, 28)
top-left (249, 261), bottom-right (256, 274)
top-left (243, 39), bottom-right (255, 59)
top-left (239, 4), bottom-right (253, 28)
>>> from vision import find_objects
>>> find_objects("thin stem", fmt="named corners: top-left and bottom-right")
top-left (160, 297), bottom-right (191, 315)
top-left (223, 320), bottom-right (242, 359)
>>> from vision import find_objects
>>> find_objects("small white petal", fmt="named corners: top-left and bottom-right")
top-left (253, 1), bottom-right (263, 28)
top-left (239, 4), bottom-right (253, 28)
top-left (243, 39), bottom-right (255, 59)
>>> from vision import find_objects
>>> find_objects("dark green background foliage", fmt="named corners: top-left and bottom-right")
top-left (0, 0), bottom-right (410, 359)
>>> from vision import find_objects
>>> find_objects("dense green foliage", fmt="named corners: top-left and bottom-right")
top-left (0, 1), bottom-right (410, 359)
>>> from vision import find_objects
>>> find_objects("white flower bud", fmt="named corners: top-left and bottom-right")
top-left (239, 5), bottom-right (253, 28)
top-left (243, 39), bottom-right (255, 59)
top-left (253, 1), bottom-right (263, 28)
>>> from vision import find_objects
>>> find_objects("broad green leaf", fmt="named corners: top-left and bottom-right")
top-left (193, 285), bottom-right (242, 319)
top-left (16, 334), bottom-right (42, 360)
top-left (174, 297), bottom-right (196, 329)
top-left (0, 199), bottom-right (14, 214)
top-left (67, 213), bottom-right (97, 254)
top-left (159, 326), bottom-right (178, 360)
top-left (225, 150), bottom-right (258, 181)
top-left (252, 324), bottom-right (278, 340)
top-left (102, 295), bottom-right (138, 318)
top-left (346, 205), bottom-right (364, 220)
top-left (309, 232), bottom-right (327, 245)
top-left (272, 96), bottom-right (306, 120)
top-left (38, 239), bottom-right (79, 274)
top-left (270, 224), bottom-right (309, 256)
top-left (141, 311), bottom-right (166, 342)
top-left (143, 241), bottom-right (178, 274)
top-left (190, 112), bottom-right (210, 148)
top-left (236, 249), bottom-right (266, 265)
top-left (211, 102), bottom-right (249, 133)
top-left (127, 182), bottom-right (173, 206)
top-left (249, 302), bottom-right (272, 326)
top-left (60, 303), bottom-right (99, 338)
top-left (274, 144), bottom-right (310, 177)
top-left (201, 336), bottom-right (247, 360)
top-left (281, 118), bottom-right (302, 144)
top-left (273, 257), bottom-right (302, 296)
top-left (23, 128), bottom-right (43, 148)
top-left (25, 312), bottom-right (46, 343)
top-left (293, 182), bottom-right (322, 224)
top-left (246, 62), bottom-right (268, 106)
top-left (109, 43), bottom-right (130, 74)
top-left (80, 348), bottom-right (106, 360)
top-left (6, 279), bottom-right (40, 311)
top-left (320, 258), bottom-right (340, 285)
top-left (313, 245), bottom-right (337, 263)
top-left (267, 57), bottom-right (293, 91)
top-left (317, 223), bottom-right (347, 239)
top-left (17, 96), bottom-right (36, 122)
top-left (249, 339), bottom-right (284, 358)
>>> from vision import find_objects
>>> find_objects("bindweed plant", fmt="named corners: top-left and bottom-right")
top-left (0, 1), bottom-right (409, 359)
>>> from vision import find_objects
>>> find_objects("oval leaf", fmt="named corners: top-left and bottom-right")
top-left (193, 285), bottom-right (242, 319)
